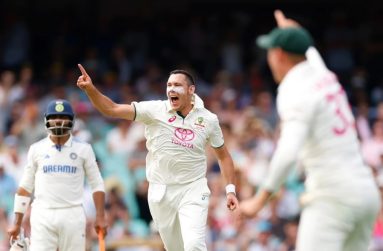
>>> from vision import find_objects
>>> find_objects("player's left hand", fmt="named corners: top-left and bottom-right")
top-left (226, 193), bottom-right (239, 211)
top-left (94, 215), bottom-right (108, 237)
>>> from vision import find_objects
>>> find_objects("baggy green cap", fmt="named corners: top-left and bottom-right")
top-left (256, 27), bottom-right (314, 55)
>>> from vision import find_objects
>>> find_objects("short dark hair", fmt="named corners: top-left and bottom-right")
top-left (169, 69), bottom-right (195, 86)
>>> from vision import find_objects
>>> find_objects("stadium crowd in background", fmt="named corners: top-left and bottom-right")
top-left (1, 3), bottom-right (383, 251)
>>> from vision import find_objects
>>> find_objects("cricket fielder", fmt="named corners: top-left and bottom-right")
top-left (76, 65), bottom-right (239, 251)
top-left (240, 10), bottom-right (381, 251)
top-left (8, 99), bottom-right (107, 251)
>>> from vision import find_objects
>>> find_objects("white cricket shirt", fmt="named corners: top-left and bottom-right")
top-left (133, 94), bottom-right (224, 185)
top-left (263, 48), bottom-right (373, 195)
top-left (19, 135), bottom-right (105, 208)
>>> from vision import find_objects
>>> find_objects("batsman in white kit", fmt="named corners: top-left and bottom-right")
top-left (8, 99), bottom-right (107, 251)
top-left (240, 10), bottom-right (381, 251)
top-left (76, 65), bottom-right (239, 251)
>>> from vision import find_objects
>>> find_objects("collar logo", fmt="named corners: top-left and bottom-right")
top-left (174, 128), bottom-right (195, 141)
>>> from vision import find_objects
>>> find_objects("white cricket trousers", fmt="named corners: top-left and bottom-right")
top-left (148, 178), bottom-right (210, 251)
top-left (30, 206), bottom-right (86, 251)
top-left (297, 179), bottom-right (381, 251)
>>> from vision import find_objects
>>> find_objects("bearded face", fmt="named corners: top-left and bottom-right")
top-left (45, 115), bottom-right (74, 137)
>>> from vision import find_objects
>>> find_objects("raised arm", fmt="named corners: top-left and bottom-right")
top-left (240, 119), bottom-right (309, 218)
top-left (274, 9), bottom-right (300, 28)
top-left (274, 10), bottom-right (327, 71)
top-left (77, 64), bottom-right (135, 120)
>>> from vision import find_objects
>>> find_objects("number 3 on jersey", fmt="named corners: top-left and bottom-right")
top-left (325, 87), bottom-right (355, 136)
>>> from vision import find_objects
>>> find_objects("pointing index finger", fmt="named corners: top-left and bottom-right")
top-left (274, 9), bottom-right (286, 27)
top-left (78, 64), bottom-right (89, 77)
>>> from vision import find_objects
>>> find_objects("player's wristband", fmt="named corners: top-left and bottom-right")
top-left (225, 184), bottom-right (236, 195)
top-left (14, 195), bottom-right (31, 214)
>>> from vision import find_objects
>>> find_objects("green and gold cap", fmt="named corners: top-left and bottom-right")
top-left (256, 27), bottom-right (314, 55)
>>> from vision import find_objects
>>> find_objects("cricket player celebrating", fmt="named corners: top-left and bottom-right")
top-left (76, 65), bottom-right (239, 251)
top-left (8, 99), bottom-right (107, 251)
top-left (240, 10), bottom-right (381, 251)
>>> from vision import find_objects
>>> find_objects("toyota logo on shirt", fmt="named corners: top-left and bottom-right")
top-left (174, 128), bottom-right (195, 141)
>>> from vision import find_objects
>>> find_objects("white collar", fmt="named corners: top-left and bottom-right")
top-left (47, 134), bottom-right (73, 148)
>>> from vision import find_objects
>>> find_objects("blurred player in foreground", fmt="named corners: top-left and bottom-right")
top-left (76, 65), bottom-right (239, 251)
top-left (8, 99), bottom-right (107, 251)
top-left (240, 10), bottom-right (381, 251)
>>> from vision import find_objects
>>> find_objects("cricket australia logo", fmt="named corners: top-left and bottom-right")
top-left (194, 116), bottom-right (206, 130)
top-left (171, 128), bottom-right (195, 148)
top-left (195, 117), bottom-right (204, 126)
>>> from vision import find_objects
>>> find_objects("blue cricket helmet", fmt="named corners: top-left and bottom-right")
top-left (44, 99), bottom-right (75, 136)
top-left (44, 99), bottom-right (74, 119)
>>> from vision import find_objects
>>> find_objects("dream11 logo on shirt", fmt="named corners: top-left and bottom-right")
top-left (171, 128), bottom-right (195, 148)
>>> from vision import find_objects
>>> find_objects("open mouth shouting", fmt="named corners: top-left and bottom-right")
top-left (169, 95), bottom-right (180, 107)
top-left (166, 82), bottom-right (187, 109)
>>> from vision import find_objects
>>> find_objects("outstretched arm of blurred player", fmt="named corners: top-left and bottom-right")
top-left (306, 47), bottom-right (328, 72)
top-left (240, 120), bottom-right (309, 217)
top-left (8, 187), bottom-right (31, 240)
top-left (274, 9), bottom-right (327, 71)
top-left (77, 64), bottom-right (135, 120)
